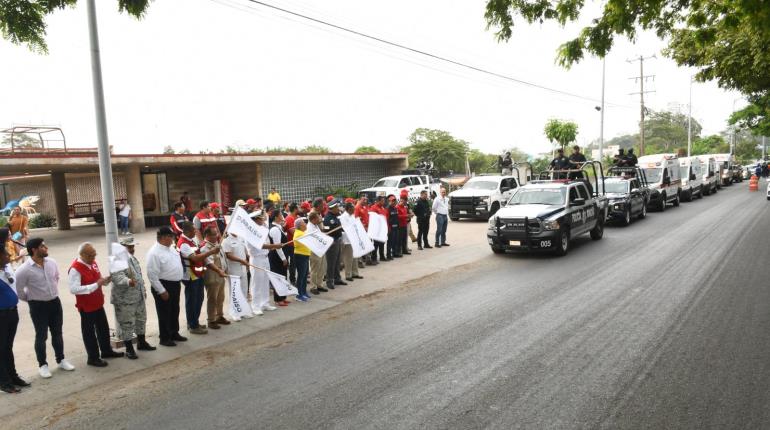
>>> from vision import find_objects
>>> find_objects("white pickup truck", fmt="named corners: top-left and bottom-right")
top-left (359, 173), bottom-right (441, 202)
top-left (449, 175), bottom-right (519, 220)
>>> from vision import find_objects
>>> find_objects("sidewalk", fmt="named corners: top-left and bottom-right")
top-left (0, 217), bottom-right (489, 415)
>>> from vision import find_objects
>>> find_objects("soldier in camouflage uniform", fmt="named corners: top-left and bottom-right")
top-left (111, 236), bottom-right (155, 359)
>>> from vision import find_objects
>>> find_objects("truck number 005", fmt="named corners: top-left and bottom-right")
top-left (540, 240), bottom-right (551, 248)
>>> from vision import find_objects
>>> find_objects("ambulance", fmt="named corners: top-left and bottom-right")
top-left (679, 156), bottom-right (704, 201)
top-left (695, 155), bottom-right (719, 195)
top-left (637, 154), bottom-right (682, 211)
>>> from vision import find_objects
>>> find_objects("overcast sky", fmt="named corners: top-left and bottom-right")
top-left (0, 0), bottom-right (743, 157)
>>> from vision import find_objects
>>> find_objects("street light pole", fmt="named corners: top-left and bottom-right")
top-left (599, 57), bottom-right (605, 161)
top-left (86, 0), bottom-right (119, 254)
top-left (687, 76), bottom-right (693, 157)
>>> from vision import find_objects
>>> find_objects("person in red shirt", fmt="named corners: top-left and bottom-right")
top-left (180, 192), bottom-right (193, 216)
top-left (368, 196), bottom-right (387, 264)
top-left (169, 202), bottom-right (188, 238)
top-left (284, 202), bottom-right (299, 284)
top-left (397, 196), bottom-right (411, 255)
top-left (193, 202), bottom-right (217, 241)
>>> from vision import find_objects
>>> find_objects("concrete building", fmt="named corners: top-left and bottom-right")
top-left (0, 150), bottom-right (408, 233)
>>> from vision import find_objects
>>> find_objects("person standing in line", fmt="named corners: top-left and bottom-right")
top-left (246, 211), bottom-right (284, 314)
top-left (414, 190), bottom-right (432, 250)
top-left (267, 212), bottom-right (290, 307)
top-left (386, 196), bottom-right (400, 259)
top-left (178, 222), bottom-right (220, 335)
top-left (292, 219), bottom-right (311, 301)
top-left (354, 195), bottom-right (371, 266)
top-left (397, 195), bottom-right (411, 256)
top-left (68, 243), bottom-right (124, 367)
top-left (15, 238), bottom-right (75, 378)
top-left (181, 191), bottom-right (193, 217)
top-left (210, 203), bottom-right (227, 235)
top-left (284, 203), bottom-right (299, 285)
top-left (146, 227), bottom-right (186, 347)
top-left (307, 212), bottom-right (328, 295)
top-left (200, 226), bottom-right (229, 330)
top-left (222, 232), bottom-right (253, 321)
top-left (118, 200), bottom-right (132, 235)
top-left (0, 244), bottom-right (29, 393)
top-left (323, 201), bottom-right (346, 290)
top-left (193, 201), bottom-right (217, 241)
top-left (340, 203), bottom-right (363, 283)
top-left (110, 235), bottom-right (155, 359)
top-left (432, 188), bottom-right (450, 248)
top-left (169, 202), bottom-right (188, 238)
top-left (368, 196), bottom-right (386, 264)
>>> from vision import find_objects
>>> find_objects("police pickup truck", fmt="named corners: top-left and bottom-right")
top-left (448, 163), bottom-right (532, 220)
top-left (487, 162), bottom-right (608, 256)
top-left (604, 166), bottom-right (650, 226)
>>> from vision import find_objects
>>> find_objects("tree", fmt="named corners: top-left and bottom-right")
top-left (0, 133), bottom-right (42, 149)
top-left (404, 128), bottom-right (470, 173)
top-left (301, 145), bottom-right (331, 154)
top-left (354, 145), bottom-right (381, 153)
top-left (162, 145), bottom-right (175, 154)
top-left (643, 110), bottom-right (702, 155)
top-left (691, 135), bottom-right (729, 156)
top-left (543, 119), bottom-right (578, 152)
top-left (0, 1), bottom-right (150, 53)
top-left (484, 1), bottom-right (770, 134)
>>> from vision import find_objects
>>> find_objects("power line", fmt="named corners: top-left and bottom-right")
top-left (224, 0), bottom-right (632, 108)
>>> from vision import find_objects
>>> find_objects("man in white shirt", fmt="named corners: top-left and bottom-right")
top-left (145, 227), bottom-right (185, 347)
top-left (340, 203), bottom-right (363, 282)
top-left (432, 187), bottom-right (450, 247)
top-left (246, 211), bottom-right (284, 315)
top-left (222, 232), bottom-right (252, 321)
top-left (118, 200), bottom-right (131, 236)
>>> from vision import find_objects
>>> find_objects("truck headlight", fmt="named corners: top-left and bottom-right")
top-left (480, 197), bottom-right (489, 203)
top-left (613, 203), bottom-right (624, 210)
top-left (542, 220), bottom-right (559, 231)
top-left (488, 216), bottom-right (497, 227)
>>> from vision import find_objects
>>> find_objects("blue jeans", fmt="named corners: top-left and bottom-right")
top-left (435, 214), bottom-right (448, 245)
top-left (183, 278), bottom-right (205, 329)
top-left (295, 254), bottom-right (309, 297)
top-left (118, 215), bottom-right (129, 232)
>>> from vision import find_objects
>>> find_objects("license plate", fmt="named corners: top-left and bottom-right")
top-left (459, 210), bottom-right (467, 214)
top-left (509, 240), bottom-right (520, 246)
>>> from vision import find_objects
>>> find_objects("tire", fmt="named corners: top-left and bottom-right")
top-left (490, 202), bottom-right (500, 217)
top-left (622, 208), bottom-right (631, 226)
top-left (697, 188), bottom-right (703, 199)
top-left (450, 217), bottom-right (459, 222)
top-left (673, 192), bottom-right (680, 207)
top-left (703, 186), bottom-right (710, 196)
top-left (554, 229), bottom-right (570, 256)
top-left (590, 218), bottom-right (604, 240)
top-left (659, 193), bottom-right (666, 212)
top-left (638, 202), bottom-right (647, 219)
top-left (684, 190), bottom-right (692, 202)
top-left (491, 246), bottom-right (504, 254)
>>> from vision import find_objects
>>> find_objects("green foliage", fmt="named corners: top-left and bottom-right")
top-left (543, 119), bottom-right (578, 150)
top-left (29, 213), bottom-right (56, 229)
top-left (0, 133), bottom-right (42, 149)
top-left (529, 155), bottom-right (551, 174)
top-left (484, 0), bottom-right (770, 133)
top-left (314, 183), bottom-right (360, 199)
top-left (643, 110), bottom-right (703, 155)
top-left (403, 128), bottom-right (470, 173)
top-left (162, 145), bottom-right (175, 154)
top-left (691, 135), bottom-right (728, 156)
top-left (0, 1), bottom-right (150, 53)
top-left (354, 146), bottom-right (381, 154)
top-left (0, 216), bottom-right (7, 228)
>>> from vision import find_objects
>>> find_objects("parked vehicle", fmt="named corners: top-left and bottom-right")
top-left (487, 161), bottom-right (608, 256)
top-left (713, 153), bottom-right (735, 186)
top-left (679, 156), bottom-right (704, 201)
top-left (604, 166), bottom-right (650, 225)
top-left (731, 164), bottom-right (744, 183)
top-left (696, 155), bottom-right (719, 195)
top-left (449, 175), bottom-right (518, 220)
top-left (638, 154), bottom-right (682, 211)
top-left (359, 171), bottom-right (441, 202)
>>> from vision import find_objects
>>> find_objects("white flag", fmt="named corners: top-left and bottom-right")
top-left (108, 243), bottom-right (130, 273)
top-left (228, 276), bottom-right (251, 318)
top-left (367, 213), bottom-right (388, 243)
top-left (267, 270), bottom-right (298, 296)
top-left (342, 216), bottom-right (375, 258)
top-left (227, 207), bottom-right (269, 251)
top-left (296, 229), bottom-right (334, 257)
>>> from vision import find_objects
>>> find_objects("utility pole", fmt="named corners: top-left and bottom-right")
top-left (87, 0), bottom-right (119, 254)
top-left (763, 136), bottom-right (766, 161)
top-left (627, 55), bottom-right (656, 156)
top-left (687, 76), bottom-right (693, 157)
top-left (599, 57), bottom-right (606, 161)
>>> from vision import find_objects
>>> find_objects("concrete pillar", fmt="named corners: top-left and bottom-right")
top-left (256, 163), bottom-right (264, 199)
top-left (51, 172), bottom-right (71, 230)
top-left (125, 165), bottom-right (146, 233)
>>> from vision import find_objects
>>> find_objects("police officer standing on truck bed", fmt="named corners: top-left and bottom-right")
top-left (550, 148), bottom-right (572, 179)
top-left (499, 152), bottom-right (513, 175)
top-left (626, 148), bottom-right (638, 167)
top-left (614, 148), bottom-right (627, 167)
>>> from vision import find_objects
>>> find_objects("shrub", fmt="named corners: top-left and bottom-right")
top-left (0, 216), bottom-right (6, 228)
top-left (314, 183), bottom-right (360, 199)
top-left (29, 213), bottom-right (57, 229)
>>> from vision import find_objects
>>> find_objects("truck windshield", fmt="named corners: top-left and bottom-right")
top-left (602, 182), bottom-right (629, 194)
top-left (373, 179), bottom-right (398, 188)
top-left (462, 181), bottom-right (498, 191)
top-left (642, 168), bottom-right (663, 183)
top-left (507, 188), bottom-right (565, 205)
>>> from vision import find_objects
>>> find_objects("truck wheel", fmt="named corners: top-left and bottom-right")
top-left (659, 193), bottom-right (666, 212)
top-left (554, 230), bottom-right (570, 256)
top-left (638, 203), bottom-right (647, 219)
top-left (590, 219), bottom-right (604, 240)
top-left (684, 190), bottom-right (692, 202)
top-left (491, 246), bottom-right (504, 254)
top-left (673, 192), bottom-right (681, 207)
top-left (490, 202), bottom-right (500, 216)
top-left (622, 208), bottom-right (631, 226)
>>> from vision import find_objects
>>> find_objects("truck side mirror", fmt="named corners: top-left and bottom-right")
top-left (572, 198), bottom-right (585, 206)
top-left (631, 188), bottom-right (640, 194)
top-left (501, 187), bottom-right (510, 192)
top-left (690, 173), bottom-right (697, 180)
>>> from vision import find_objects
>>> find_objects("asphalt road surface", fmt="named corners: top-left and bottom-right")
top-left (14, 184), bottom-right (770, 429)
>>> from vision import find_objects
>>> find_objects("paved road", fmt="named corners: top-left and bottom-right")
top-left (13, 184), bottom-right (770, 429)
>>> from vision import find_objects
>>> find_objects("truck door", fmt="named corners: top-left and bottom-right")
top-left (630, 179), bottom-right (642, 212)
top-left (500, 178), bottom-right (516, 201)
top-left (568, 186), bottom-right (585, 233)
top-left (577, 184), bottom-right (596, 230)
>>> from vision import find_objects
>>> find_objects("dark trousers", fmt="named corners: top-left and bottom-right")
top-left (183, 278), bottom-right (205, 329)
top-left (153, 279), bottom-right (181, 341)
top-left (285, 245), bottom-right (296, 283)
top-left (28, 297), bottom-right (64, 366)
top-left (387, 227), bottom-right (400, 258)
top-left (325, 238), bottom-right (342, 288)
top-left (417, 217), bottom-right (430, 246)
top-left (371, 241), bottom-right (385, 261)
top-left (79, 307), bottom-right (112, 361)
top-left (295, 254), bottom-right (309, 297)
top-left (0, 308), bottom-right (19, 386)
top-left (399, 226), bottom-right (408, 253)
top-left (435, 214), bottom-right (448, 245)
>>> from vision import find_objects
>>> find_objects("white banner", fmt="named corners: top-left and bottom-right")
top-left (342, 216), bottom-right (375, 258)
top-left (266, 270), bottom-right (298, 296)
top-left (228, 275), bottom-right (250, 318)
top-left (367, 213), bottom-right (388, 243)
top-left (296, 229), bottom-right (334, 257)
top-left (108, 243), bottom-right (130, 274)
top-left (227, 207), bottom-right (269, 251)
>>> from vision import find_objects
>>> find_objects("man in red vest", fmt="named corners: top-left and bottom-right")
top-left (193, 201), bottom-right (218, 241)
top-left (68, 243), bottom-right (124, 367)
top-left (179, 223), bottom-right (220, 335)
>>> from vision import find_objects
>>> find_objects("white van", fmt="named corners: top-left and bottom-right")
top-left (638, 154), bottom-right (682, 211)
top-left (679, 156), bottom-right (704, 201)
top-left (696, 155), bottom-right (719, 195)
top-left (713, 153), bottom-right (735, 186)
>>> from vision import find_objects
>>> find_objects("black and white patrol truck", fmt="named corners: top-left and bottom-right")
top-left (486, 162), bottom-right (609, 256)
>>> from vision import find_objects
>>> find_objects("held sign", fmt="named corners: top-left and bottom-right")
top-left (296, 228), bottom-right (334, 257)
top-left (228, 275), bottom-right (250, 318)
top-left (227, 207), bottom-right (269, 251)
top-left (367, 213), bottom-right (388, 243)
top-left (341, 216), bottom-right (375, 258)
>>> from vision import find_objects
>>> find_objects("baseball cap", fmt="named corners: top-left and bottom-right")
top-left (328, 200), bottom-right (340, 209)
top-left (209, 202), bottom-right (220, 210)
top-left (326, 195), bottom-right (335, 202)
top-left (300, 201), bottom-right (312, 212)
top-left (235, 199), bottom-right (246, 207)
top-left (246, 198), bottom-right (257, 205)
top-left (250, 209), bottom-right (265, 219)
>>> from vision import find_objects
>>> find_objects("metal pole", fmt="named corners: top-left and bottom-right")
top-left (763, 136), bottom-right (766, 161)
top-left (639, 56), bottom-right (645, 156)
top-left (687, 77), bottom-right (692, 157)
top-left (87, 0), bottom-right (119, 254)
top-left (599, 57), bottom-right (605, 161)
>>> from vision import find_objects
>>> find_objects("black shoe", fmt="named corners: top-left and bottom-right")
top-left (310, 288), bottom-right (320, 295)
top-left (345, 277), bottom-right (354, 282)
top-left (327, 284), bottom-right (336, 290)
top-left (137, 335), bottom-right (156, 351)
top-left (159, 339), bottom-right (177, 347)
top-left (11, 376), bottom-right (30, 387)
top-left (172, 334), bottom-right (188, 342)
top-left (352, 275), bottom-right (363, 279)
top-left (102, 350), bottom-right (125, 359)
top-left (424, 245), bottom-right (432, 249)
top-left (124, 342), bottom-right (138, 360)
top-left (418, 246), bottom-right (423, 250)
top-left (435, 244), bottom-right (442, 248)
top-left (404, 251), bottom-right (411, 255)
top-left (442, 243), bottom-right (450, 246)
top-left (87, 359), bottom-right (109, 367)
top-left (334, 280), bottom-right (348, 286)
top-left (394, 254), bottom-right (403, 258)
top-left (318, 287), bottom-right (329, 293)
top-left (1, 384), bottom-right (20, 394)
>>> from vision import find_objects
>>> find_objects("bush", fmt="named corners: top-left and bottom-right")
top-left (314, 183), bottom-right (360, 199)
top-left (0, 216), bottom-right (6, 228)
top-left (29, 213), bottom-right (57, 229)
